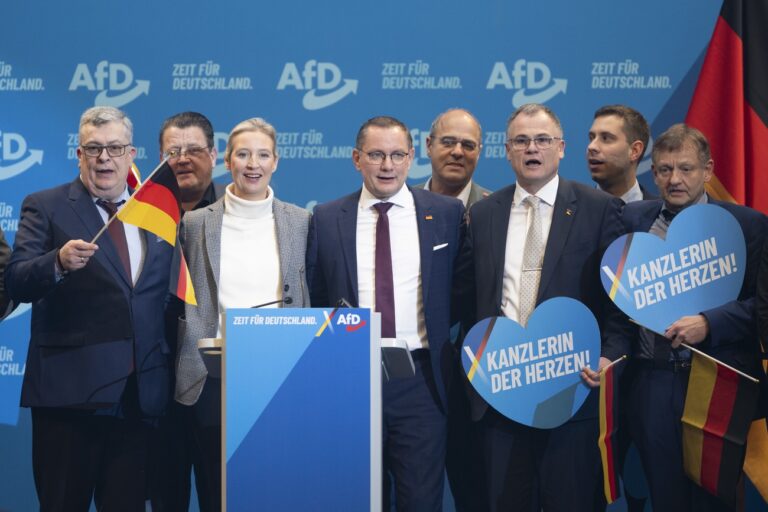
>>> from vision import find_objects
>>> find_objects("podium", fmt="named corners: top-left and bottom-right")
top-left (223, 308), bottom-right (382, 511)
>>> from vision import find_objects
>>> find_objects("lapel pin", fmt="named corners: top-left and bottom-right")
top-left (425, 215), bottom-right (433, 220)
top-left (565, 208), bottom-right (573, 216)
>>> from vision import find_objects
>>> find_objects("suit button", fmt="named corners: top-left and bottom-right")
top-left (284, 284), bottom-right (290, 292)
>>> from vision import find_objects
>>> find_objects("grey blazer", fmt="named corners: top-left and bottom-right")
top-left (175, 196), bottom-right (311, 405)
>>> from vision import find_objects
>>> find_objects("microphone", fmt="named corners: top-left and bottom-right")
top-left (251, 297), bottom-right (293, 308)
top-left (336, 297), bottom-right (353, 308)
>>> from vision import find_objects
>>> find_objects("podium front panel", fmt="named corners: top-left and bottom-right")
top-left (224, 308), bottom-right (381, 511)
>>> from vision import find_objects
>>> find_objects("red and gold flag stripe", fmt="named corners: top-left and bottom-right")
top-left (682, 351), bottom-right (759, 504)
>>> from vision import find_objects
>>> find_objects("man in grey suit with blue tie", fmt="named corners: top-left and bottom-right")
top-left (307, 115), bottom-right (465, 511)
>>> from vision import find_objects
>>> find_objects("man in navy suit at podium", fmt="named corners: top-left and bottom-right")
top-left (6, 106), bottom-right (173, 511)
top-left (307, 115), bottom-right (464, 511)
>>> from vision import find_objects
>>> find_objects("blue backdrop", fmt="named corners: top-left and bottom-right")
top-left (1, 0), bottom-right (727, 509)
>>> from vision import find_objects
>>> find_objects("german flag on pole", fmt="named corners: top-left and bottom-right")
top-left (169, 245), bottom-right (197, 306)
top-left (118, 161), bottom-right (180, 245)
top-left (598, 356), bottom-right (624, 504)
top-left (117, 160), bottom-right (197, 305)
top-left (682, 351), bottom-right (759, 505)
top-left (685, 0), bottom-right (768, 214)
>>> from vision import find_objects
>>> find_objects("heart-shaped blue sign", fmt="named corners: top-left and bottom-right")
top-left (462, 297), bottom-right (600, 429)
top-left (600, 204), bottom-right (745, 334)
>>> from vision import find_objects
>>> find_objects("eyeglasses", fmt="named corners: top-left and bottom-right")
top-left (164, 146), bottom-right (210, 160)
top-left (81, 144), bottom-right (132, 158)
top-left (360, 150), bottom-right (410, 165)
top-left (654, 165), bottom-right (700, 178)
top-left (437, 136), bottom-right (479, 152)
top-left (508, 136), bottom-right (562, 151)
top-left (232, 149), bottom-right (275, 163)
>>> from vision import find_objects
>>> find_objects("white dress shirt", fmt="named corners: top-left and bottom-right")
top-left (501, 175), bottom-right (559, 322)
top-left (423, 177), bottom-right (473, 208)
top-left (598, 179), bottom-right (644, 204)
top-left (356, 185), bottom-right (428, 351)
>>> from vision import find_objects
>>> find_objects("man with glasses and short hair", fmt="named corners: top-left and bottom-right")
top-left (151, 111), bottom-right (227, 511)
top-left (416, 108), bottom-right (489, 512)
top-left (159, 111), bottom-right (225, 213)
top-left (617, 124), bottom-right (767, 510)
top-left (5, 106), bottom-right (174, 511)
top-left (307, 116), bottom-right (465, 511)
top-left (456, 103), bottom-right (631, 511)
top-left (587, 104), bottom-right (656, 203)
top-left (416, 108), bottom-right (490, 209)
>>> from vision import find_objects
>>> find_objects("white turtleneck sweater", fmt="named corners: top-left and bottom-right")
top-left (218, 185), bottom-right (281, 336)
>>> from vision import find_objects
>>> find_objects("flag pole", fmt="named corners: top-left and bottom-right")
top-left (629, 319), bottom-right (759, 383)
top-left (89, 158), bottom-right (170, 245)
top-left (599, 355), bottom-right (627, 375)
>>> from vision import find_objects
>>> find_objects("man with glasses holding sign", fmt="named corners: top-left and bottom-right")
top-left (6, 106), bottom-right (174, 511)
top-left (620, 124), bottom-right (767, 510)
top-left (307, 116), bottom-right (465, 511)
top-left (456, 103), bottom-right (630, 511)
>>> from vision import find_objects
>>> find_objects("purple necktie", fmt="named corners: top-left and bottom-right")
top-left (373, 202), bottom-right (396, 338)
top-left (97, 199), bottom-right (132, 285)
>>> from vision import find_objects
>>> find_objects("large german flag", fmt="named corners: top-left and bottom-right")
top-left (685, 0), bottom-right (768, 214)
top-left (118, 161), bottom-right (180, 245)
top-left (682, 351), bottom-right (759, 505)
top-left (598, 357), bottom-right (623, 504)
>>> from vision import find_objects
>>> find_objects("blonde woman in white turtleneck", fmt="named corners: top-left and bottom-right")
top-left (173, 119), bottom-right (311, 505)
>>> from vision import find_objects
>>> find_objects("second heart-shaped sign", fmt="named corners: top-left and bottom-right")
top-left (600, 204), bottom-right (745, 334)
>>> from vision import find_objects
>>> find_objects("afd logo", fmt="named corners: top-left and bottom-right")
top-left (68, 61), bottom-right (150, 107)
top-left (408, 128), bottom-right (432, 180)
top-left (486, 60), bottom-right (567, 107)
top-left (277, 61), bottom-right (358, 110)
top-left (337, 312), bottom-right (366, 332)
top-left (0, 131), bottom-right (43, 180)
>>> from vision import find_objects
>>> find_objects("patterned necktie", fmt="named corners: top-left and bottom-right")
top-left (96, 199), bottom-right (132, 284)
top-left (373, 202), bottom-right (396, 338)
top-left (519, 195), bottom-right (544, 326)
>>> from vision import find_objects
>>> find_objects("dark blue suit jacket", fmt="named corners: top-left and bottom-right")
top-left (458, 178), bottom-right (632, 421)
top-left (306, 187), bottom-right (465, 410)
top-left (622, 198), bottom-right (768, 376)
top-left (6, 178), bottom-right (173, 416)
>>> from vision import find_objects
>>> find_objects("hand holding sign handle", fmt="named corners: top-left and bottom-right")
top-left (628, 319), bottom-right (758, 383)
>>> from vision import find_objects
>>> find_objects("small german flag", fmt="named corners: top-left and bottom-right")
top-left (118, 161), bottom-right (180, 245)
top-left (682, 351), bottom-right (759, 505)
top-left (117, 160), bottom-right (197, 305)
top-left (598, 356), bottom-right (624, 504)
top-left (169, 245), bottom-right (197, 306)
